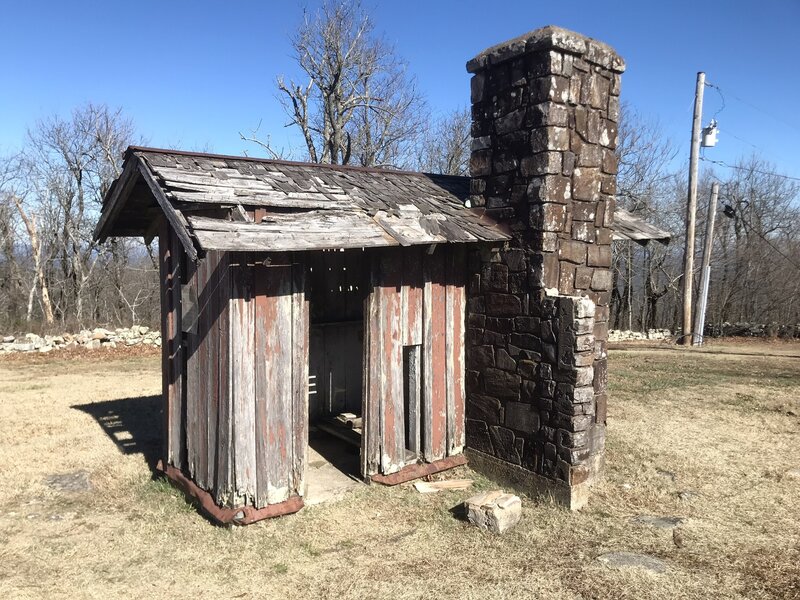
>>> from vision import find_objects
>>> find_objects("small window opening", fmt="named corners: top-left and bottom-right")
top-left (403, 345), bottom-right (422, 459)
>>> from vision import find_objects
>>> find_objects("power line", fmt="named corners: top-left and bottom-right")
top-left (699, 156), bottom-right (800, 182)
top-left (705, 81), bottom-right (800, 133)
top-left (703, 158), bottom-right (800, 271)
top-left (741, 221), bottom-right (800, 273)
top-left (702, 80), bottom-right (798, 173)
top-left (723, 130), bottom-right (764, 152)
top-left (705, 81), bottom-right (726, 120)
top-left (696, 81), bottom-right (799, 185)
top-left (722, 205), bottom-right (800, 272)
top-left (701, 154), bottom-right (800, 272)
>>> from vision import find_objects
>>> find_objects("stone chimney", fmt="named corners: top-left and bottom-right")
top-left (464, 26), bottom-right (624, 509)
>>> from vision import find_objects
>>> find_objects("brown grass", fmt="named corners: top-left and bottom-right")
top-left (0, 341), bottom-right (798, 599)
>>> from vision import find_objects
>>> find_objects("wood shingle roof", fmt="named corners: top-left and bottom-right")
top-left (94, 146), bottom-right (669, 259)
top-left (95, 147), bottom-right (511, 257)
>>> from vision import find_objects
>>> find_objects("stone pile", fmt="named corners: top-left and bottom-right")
top-left (0, 326), bottom-right (161, 354)
top-left (607, 329), bottom-right (671, 342)
top-left (705, 322), bottom-right (800, 339)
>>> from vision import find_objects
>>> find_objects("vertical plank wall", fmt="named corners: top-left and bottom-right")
top-left (182, 250), bottom-right (230, 498)
top-left (230, 251), bottom-right (257, 504)
top-left (159, 223), bottom-right (184, 470)
top-left (171, 241), bottom-right (464, 501)
top-left (212, 252), bottom-right (232, 505)
top-left (446, 246), bottom-right (466, 456)
top-left (227, 252), bottom-right (307, 508)
top-left (178, 248), bottom-right (306, 510)
top-left (363, 245), bottom-right (466, 477)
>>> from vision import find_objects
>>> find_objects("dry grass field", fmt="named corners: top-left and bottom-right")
top-left (0, 341), bottom-right (798, 599)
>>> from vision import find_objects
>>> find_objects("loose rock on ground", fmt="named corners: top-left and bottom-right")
top-left (44, 470), bottom-right (93, 493)
top-left (0, 326), bottom-right (160, 354)
top-left (597, 552), bottom-right (668, 574)
top-left (631, 515), bottom-right (684, 529)
top-left (464, 490), bottom-right (521, 534)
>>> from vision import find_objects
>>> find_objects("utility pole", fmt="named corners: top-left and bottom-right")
top-left (692, 182), bottom-right (719, 346)
top-left (680, 71), bottom-right (705, 345)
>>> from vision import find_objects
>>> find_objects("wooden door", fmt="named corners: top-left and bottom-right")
top-left (361, 247), bottom-right (466, 479)
top-left (222, 254), bottom-right (309, 508)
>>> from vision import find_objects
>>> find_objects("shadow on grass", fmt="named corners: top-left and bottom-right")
top-left (448, 502), bottom-right (468, 521)
top-left (73, 395), bottom-right (162, 475)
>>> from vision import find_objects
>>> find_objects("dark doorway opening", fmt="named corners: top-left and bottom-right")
top-left (306, 249), bottom-right (368, 488)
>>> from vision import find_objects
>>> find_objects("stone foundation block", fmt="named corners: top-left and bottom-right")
top-left (465, 490), bottom-right (522, 534)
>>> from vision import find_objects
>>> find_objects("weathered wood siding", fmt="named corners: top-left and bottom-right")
top-left (166, 237), bottom-right (464, 503)
top-left (183, 250), bottom-right (230, 495)
top-left (362, 246), bottom-right (466, 477)
top-left (224, 252), bottom-right (307, 508)
top-left (230, 252), bottom-right (257, 504)
top-left (166, 239), bottom-right (307, 509)
top-left (159, 223), bottom-right (184, 469)
top-left (446, 246), bottom-right (466, 455)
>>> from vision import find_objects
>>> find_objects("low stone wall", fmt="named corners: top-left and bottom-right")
top-left (608, 329), bottom-right (671, 342)
top-left (608, 324), bottom-right (800, 341)
top-left (705, 322), bottom-right (800, 339)
top-left (0, 326), bottom-right (161, 353)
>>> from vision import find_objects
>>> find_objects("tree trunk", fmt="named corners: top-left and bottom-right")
top-left (11, 196), bottom-right (54, 324)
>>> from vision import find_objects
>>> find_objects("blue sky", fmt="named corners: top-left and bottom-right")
top-left (2, 0), bottom-right (799, 179)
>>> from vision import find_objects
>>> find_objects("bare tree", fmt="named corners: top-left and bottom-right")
top-left (710, 155), bottom-right (800, 327)
top-left (0, 104), bottom-right (172, 332)
top-left (1, 155), bottom-right (56, 324)
top-left (616, 103), bottom-right (677, 211)
top-left (249, 0), bottom-right (425, 167)
top-left (23, 104), bottom-right (135, 325)
top-left (415, 108), bottom-right (471, 175)
top-left (11, 195), bottom-right (55, 324)
top-left (0, 158), bottom-right (28, 328)
top-left (0, 104), bottom-right (155, 331)
top-left (606, 139), bottom-right (800, 335)
top-left (610, 105), bottom-right (678, 330)
top-left (0, 195), bottom-right (22, 324)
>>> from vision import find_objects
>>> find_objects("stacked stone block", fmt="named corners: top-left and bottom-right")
top-left (464, 26), bottom-right (624, 507)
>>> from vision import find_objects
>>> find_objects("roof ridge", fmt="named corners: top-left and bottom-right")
top-left (126, 145), bottom-right (459, 179)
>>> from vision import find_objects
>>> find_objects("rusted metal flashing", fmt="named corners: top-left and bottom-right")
top-left (158, 462), bottom-right (304, 525)
top-left (369, 454), bottom-right (468, 486)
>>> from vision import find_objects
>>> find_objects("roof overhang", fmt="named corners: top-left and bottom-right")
top-left (94, 147), bottom-right (511, 258)
top-left (95, 147), bottom-right (671, 258)
top-left (612, 207), bottom-right (671, 245)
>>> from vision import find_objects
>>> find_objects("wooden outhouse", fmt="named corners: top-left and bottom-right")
top-left (94, 147), bottom-right (510, 523)
top-left (95, 25), bottom-right (676, 523)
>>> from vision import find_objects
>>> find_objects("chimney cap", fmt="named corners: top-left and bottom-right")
top-left (466, 25), bottom-right (625, 74)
